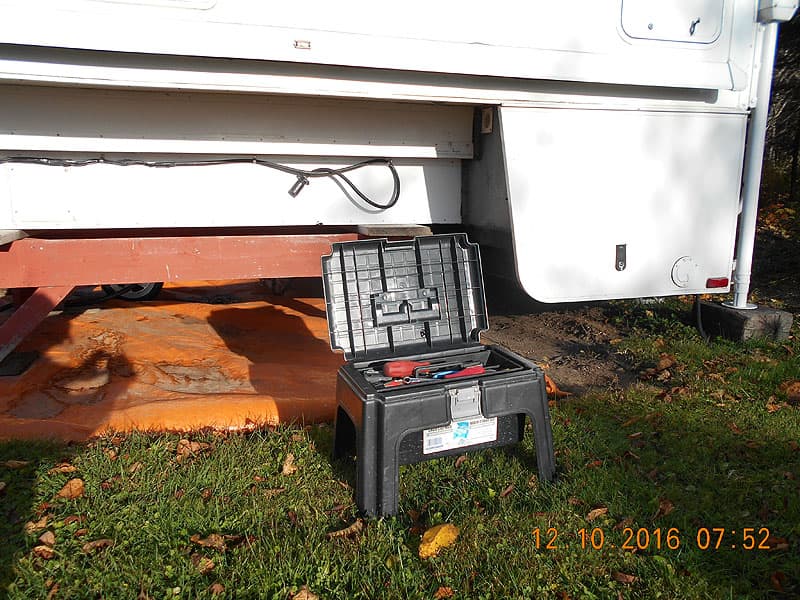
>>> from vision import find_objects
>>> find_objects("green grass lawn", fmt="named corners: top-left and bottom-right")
top-left (1, 299), bottom-right (798, 599)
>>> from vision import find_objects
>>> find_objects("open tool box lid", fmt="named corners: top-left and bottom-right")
top-left (322, 234), bottom-right (488, 361)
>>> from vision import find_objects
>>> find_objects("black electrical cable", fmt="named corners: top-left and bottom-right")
top-left (0, 156), bottom-right (401, 210)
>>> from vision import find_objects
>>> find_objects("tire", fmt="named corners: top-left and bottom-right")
top-left (101, 282), bottom-right (164, 301)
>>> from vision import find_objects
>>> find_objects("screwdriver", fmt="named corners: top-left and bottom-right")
top-left (382, 360), bottom-right (431, 377)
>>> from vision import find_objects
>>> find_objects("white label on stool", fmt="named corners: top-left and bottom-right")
top-left (422, 416), bottom-right (498, 454)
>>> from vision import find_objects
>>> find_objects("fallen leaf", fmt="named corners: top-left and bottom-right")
top-left (25, 516), bottom-right (50, 534)
top-left (455, 455), bottom-right (467, 468)
top-left (82, 538), bottom-right (114, 553)
top-left (499, 484), bottom-right (515, 498)
top-left (545, 374), bottom-right (572, 398)
top-left (779, 380), bottom-right (800, 403)
top-left (419, 523), bottom-right (460, 559)
top-left (766, 400), bottom-right (786, 413)
top-left (264, 487), bottom-right (287, 499)
top-left (56, 478), bottom-right (85, 500)
top-left (1, 460), bottom-right (31, 469)
top-left (46, 583), bottom-right (60, 600)
top-left (586, 507), bottom-right (609, 521)
top-left (623, 450), bottom-right (640, 461)
top-left (128, 462), bottom-right (143, 474)
top-left (327, 519), bottom-right (365, 539)
top-left (48, 463), bottom-right (77, 475)
top-left (621, 417), bottom-right (640, 428)
top-left (627, 431), bottom-right (643, 439)
top-left (290, 433), bottom-right (305, 442)
top-left (434, 587), bottom-right (455, 599)
top-left (567, 497), bottom-right (584, 506)
top-left (765, 535), bottom-right (790, 551)
top-left (208, 583), bottom-right (225, 595)
top-left (105, 449), bottom-right (117, 461)
top-left (282, 453), bottom-right (298, 476)
top-left (176, 439), bottom-right (211, 463)
top-left (612, 571), bottom-right (637, 585)
top-left (585, 459), bottom-right (603, 468)
top-left (653, 499), bottom-right (675, 519)
top-left (290, 586), bottom-right (319, 600)
top-left (728, 422), bottom-right (743, 435)
top-left (74, 528), bottom-right (89, 538)
top-left (63, 515), bottom-right (84, 526)
top-left (770, 571), bottom-right (786, 592)
top-left (744, 440), bottom-right (762, 449)
top-left (32, 545), bottom-right (55, 560)
top-left (287, 510), bottom-right (298, 526)
top-left (101, 475), bottom-right (121, 490)
top-left (201, 488), bottom-right (213, 501)
top-left (38, 531), bottom-right (56, 547)
top-left (614, 517), bottom-right (634, 531)
top-left (174, 489), bottom-right (185, 500)
top-left (190, 533), bottom-right (227, 552)
top-left (191, 553), bottom-right (215, 575)
top-left (790, 441), bottom-right (799, 452)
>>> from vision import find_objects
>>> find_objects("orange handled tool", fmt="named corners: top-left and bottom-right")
top-left (382, 360), bottom-right (431, 377)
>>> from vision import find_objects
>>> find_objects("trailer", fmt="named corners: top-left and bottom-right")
top-left (0, 0), bottom-right (797, 360)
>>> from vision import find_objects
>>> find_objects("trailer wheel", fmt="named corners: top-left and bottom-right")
top-left (101, 282), bottom-right (164, 301)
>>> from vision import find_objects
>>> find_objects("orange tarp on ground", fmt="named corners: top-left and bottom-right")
top-left (0, 282), bottom-right (343, 440)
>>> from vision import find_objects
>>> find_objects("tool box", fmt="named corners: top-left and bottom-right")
top-left (322, 234), bottom-right (555, 516)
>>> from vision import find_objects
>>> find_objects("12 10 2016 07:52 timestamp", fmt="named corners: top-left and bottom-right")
top-left (532, 527), bottom-right (774, 551)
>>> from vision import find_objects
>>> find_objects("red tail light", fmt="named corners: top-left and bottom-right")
top-left (705, 277), bottom-right (729, 288)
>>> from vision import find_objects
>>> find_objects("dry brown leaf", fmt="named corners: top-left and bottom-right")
top-left (25, 516), bottom-right (50, 534)
top-left (190, 533), bottom-right (227, 552)
top-left (290, 433), bottom-right (305, 442)
top-left (627, 431), bottom-right (643, 439)
top-left (765, 535), bottom-right (790, 551)
top-left (290, 586), bottom-right (319, 600)
top-left (614, 517), bottom-right (634, 531)
top-left (174, 489), bottom-right (185, 500)
top-left (499, 484), bottom-right (515, 498)
top-left (621, 417), bottom-right (640, 428)
top-left (208, 583), bottom-right (225, 595)
top-left (82, 538), bottom-right (114, 553)
top-left (419, 523), bottom-right (460, 559)
top-left (2, 459), bottom-right (31, 469)
top-left (282, 453), bottom-right (298, 476)
top-left (128, 462), bottom-right (143, 474)
top-left (586, 507), bottom-right (609, 521)
top-left (56, 478), bottom-right (85, 500)
top-left (454, 454), bottom-right (467, 468)
top-left (327, 519), bottom-right (365, 539)
top-left (770, 571), bottom-right (786, 592)
top-left (434, 587), bottom-right (455, 599)
top-left (191, 553), bottom-right (215, 575)
top-left (105, 449), bottom-right (117, 461)
top-left (653, 498), bottom-right (675, 519)
top-left (766, 400), bottom-right (786, 413)
top-left (32, 545), bottom-right (55, 560)
top-left (790, 441), bottom-right (800, 452)
top-left (612, 571), bottom-right (637, 585)
top-left (176, 439), bottom-right (211, 462)
top-left (101, 475), bottom-right (121, 490)
top-left (74, 528), bottom-right (89, 538)
top-left (48, 463), bottom-right (77, 475)
top-left (623, 450), bottom-right (640, 461)
top-left (585, 459), bottom-right (603, 468)
top-left (779, 380), bottom-right (800, 403)
top-left (567, 497), bottom-right (584, 506)
top-left (38, 530), bottom-right (56, 547)
top-left (201, 488), bottom-right (213, 501)
top-left (264, 487), bottom-right (287, 499)
top-left (63, 515), bottom-right (84, 526)
top-left (728, 422), bottom-right (743, 435)
top-left (46, 583), bottom-right (60, 600)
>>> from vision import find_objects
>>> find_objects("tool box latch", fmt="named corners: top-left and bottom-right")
top-left (448, 384), bottom-right (482, 420)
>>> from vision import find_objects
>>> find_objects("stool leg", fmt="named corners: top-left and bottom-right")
top-left (524, 397), bottom-right (556, 481)
top-left (333, 407), bottom-right (356, 459)
top-left (376, 432), bottom-right (402, 517)
top-left (355, 402), bottom-right (380, 516)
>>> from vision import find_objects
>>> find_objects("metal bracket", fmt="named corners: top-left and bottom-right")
top-left (448, 384), bottom-right (482, 421)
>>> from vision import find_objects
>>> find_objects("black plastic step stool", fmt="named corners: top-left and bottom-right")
top-left (322, 234), bottom-right (556, 517)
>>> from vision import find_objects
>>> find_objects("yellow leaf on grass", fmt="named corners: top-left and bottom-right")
top-left (586, 507), bottom-right (608, 521)
top-left (56, 478), bottom-right (85, 499)
top-left (282, 453), bottom-right (298, 476)
top-left (419, 523), bottom-right (459, 559)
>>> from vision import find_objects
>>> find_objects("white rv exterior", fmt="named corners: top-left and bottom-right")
top-left (0, 0), bottom-right (796, 302)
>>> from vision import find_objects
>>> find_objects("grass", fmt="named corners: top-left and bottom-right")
top-left (1, 299), bottom-right (798, 599)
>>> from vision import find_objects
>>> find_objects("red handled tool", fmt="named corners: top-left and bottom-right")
top-left (443, 365), bottom-right (488, 379)
top-left (382, 360), bottom-right (430, 377)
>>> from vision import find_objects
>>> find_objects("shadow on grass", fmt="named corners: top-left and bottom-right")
top-left (0, 440), bottom-right (73, 590)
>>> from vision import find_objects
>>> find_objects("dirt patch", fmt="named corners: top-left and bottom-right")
top-left (482, 289), bottom-right (633, 395)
